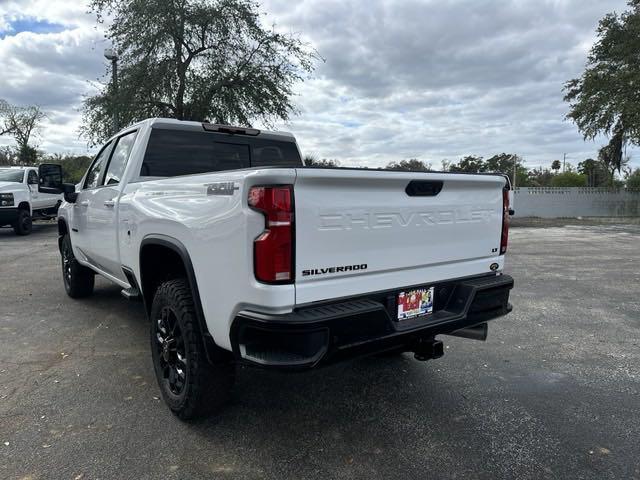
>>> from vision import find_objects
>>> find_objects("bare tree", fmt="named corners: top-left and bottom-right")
top-left (0, 146), bottom-right (17, 166)
top-left (0, 99), bottom-right (46, 164)
top-left (0, 100), bottom-right (15, 137)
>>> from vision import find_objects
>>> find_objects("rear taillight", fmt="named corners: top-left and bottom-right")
top-left (248, 185), bottom-right (294, 283)
top-left (500, 188), bottom-right (510, 254)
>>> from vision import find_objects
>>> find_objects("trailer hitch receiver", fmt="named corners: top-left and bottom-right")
top-left (413, 338), bottom-right (444, 361)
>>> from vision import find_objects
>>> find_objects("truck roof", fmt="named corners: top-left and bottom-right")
top-left (130, 118), bottom-right (296, 143)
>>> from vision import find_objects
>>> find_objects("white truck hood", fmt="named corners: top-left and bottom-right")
top-left (0, 181), bottom-right (25, 192)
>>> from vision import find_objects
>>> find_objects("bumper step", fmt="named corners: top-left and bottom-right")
top-left (232, 273), bottom-right (514, 369)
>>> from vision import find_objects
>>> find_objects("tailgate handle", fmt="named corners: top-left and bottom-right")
top-left (405, 180), bottom-right (443, 197)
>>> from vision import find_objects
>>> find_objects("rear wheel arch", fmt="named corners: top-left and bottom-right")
top-left (139, 235), bottom-right (220, 363)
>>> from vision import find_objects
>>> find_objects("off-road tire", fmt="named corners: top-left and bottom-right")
top-left (150, 278), bottom-right (235, 420)
top-left (61, 234), bottom-right (95, 298)
top-left (13, 209), bottom-right (32, 235)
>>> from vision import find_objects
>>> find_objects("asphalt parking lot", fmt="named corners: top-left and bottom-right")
top-left (1, 222), bottom-right (639, 480)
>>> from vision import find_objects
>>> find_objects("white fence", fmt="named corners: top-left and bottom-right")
top-left (513, 187), bottom-right (640, 218)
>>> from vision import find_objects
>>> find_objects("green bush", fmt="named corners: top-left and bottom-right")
top-left (60, 155), bottom-right (93, 184)
top-left (41, 154), bottom-right (93, 184)
top-left (550, 172), bottom-right (588, 187)
top-left (627, 169), bottom-right (640, 189)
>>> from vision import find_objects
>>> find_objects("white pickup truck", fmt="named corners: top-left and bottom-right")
top-left (0, 166), bottom-right (62, 235)
top-left (39, 118), bottom-right (514, 419)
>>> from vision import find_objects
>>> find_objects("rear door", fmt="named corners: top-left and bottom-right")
top-left (293, 169), bottom-right (506, 304)
top-left (73, 140), bottom-right (113, 268)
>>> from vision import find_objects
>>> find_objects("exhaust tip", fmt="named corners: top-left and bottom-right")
top-left (446, 323), bottom-right (488, 341)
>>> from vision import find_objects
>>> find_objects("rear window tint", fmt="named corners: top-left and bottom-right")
top-left (140, 128), bottom-right (301, 177)
top-left (250, 140), bottom-right (301, 168)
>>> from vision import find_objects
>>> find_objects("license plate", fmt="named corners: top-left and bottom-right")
top-left (397, 287), bottom-right (434, 321)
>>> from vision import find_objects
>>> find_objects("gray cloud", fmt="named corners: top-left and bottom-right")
top-left (0, 28), bottom-right (104, 108)
top-left (263, 0), bottom-right (637, 168)
top-left (0, 0), bottom-right (637, 170)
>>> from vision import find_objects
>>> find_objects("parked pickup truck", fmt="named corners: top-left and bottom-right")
top-left (0, 166), bottom-right (62, 235)
top-left (38, 118), bottom-right (514, 419)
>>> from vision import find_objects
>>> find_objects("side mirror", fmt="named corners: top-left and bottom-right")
top-left (38, 164), bottom-right (63, 194)
top-left (62, 183), bottom-right (78, 203)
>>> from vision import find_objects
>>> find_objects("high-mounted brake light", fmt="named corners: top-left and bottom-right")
top-left (500, 187), bottom-right (510, 254)
top-left (202, 123), bottom-right (260, 136)
top-left (248, 185), bottom-right (294, 283)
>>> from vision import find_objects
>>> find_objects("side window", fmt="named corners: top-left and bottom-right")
top-left (84, 141), bottom-right (113, 189)
top-left (27, 171), bottom-right (39, 185)
top-left (103, 131), bottom-right (137, 186)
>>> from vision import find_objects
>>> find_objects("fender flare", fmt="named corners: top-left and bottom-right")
top-left (139, 234), bottom-right (220, 363)
top-left (57, 217), bottom-right (68, 252)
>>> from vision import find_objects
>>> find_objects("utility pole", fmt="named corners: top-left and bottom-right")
top-left (563, 153), bottom-right (567, 173)
top-left (104, 48), bottom-right (119, 134)
top-left (513, 155), bottom-right (517, 188)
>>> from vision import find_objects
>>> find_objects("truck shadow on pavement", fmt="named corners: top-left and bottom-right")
top-left (83, 280), bottom-right (487, 477)
top-left (190, 355), bottom-right (487, 477)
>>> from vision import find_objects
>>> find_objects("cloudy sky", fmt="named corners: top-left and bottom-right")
top-left (0, 0), bottom-right (636, 170)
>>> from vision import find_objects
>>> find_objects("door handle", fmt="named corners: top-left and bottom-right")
top-left (79, 200), bottom-right (89, 207)
top-left (104, 200), bottom-right (115, 208)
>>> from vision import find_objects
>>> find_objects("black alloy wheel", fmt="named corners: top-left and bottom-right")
top-left (155, 306), bottom-right (188, 396)
top-left (150, 278), bottom-right (235, 420)
top-left (13, 209), bottom-right (32, 235)
top-left (60, 234), bottom-right (95, 298)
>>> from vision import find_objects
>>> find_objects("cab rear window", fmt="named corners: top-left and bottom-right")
top-left (140, 128), bottom-right (302, 177)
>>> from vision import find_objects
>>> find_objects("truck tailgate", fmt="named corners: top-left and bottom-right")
top-left (294, 169), bottom-right (506, 305)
